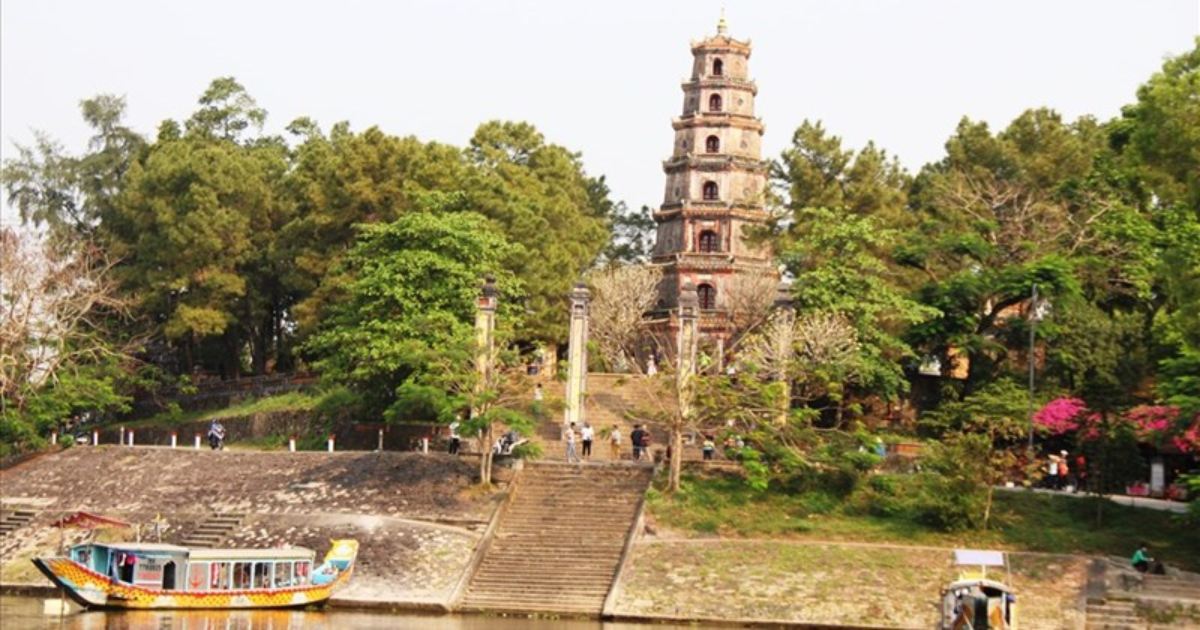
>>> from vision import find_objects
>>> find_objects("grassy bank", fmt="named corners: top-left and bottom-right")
top-left (126, 391), bottom-right (323, 429)
top-left (647, 471), bottom-right (1200, 572)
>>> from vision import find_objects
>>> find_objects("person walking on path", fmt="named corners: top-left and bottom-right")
top-left (702, 435), bottom-right (715, 461)
top-left (610, 425), bottom-right (622, 460)
top-left (564, 422), bottom-right (581, 464)
top-left (581, 423), bottom-right (594, 459)
top-left (1046, 453), bottom-right (1060, 490)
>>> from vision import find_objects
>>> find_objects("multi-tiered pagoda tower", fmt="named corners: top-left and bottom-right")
top-left (650, 15), bottom-right (776, 353)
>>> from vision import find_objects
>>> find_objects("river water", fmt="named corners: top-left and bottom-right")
top-left (1, 596), bottom-right (701, 630)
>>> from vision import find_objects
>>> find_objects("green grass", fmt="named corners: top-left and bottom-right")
top-left (127, 391), bottom-right (323, 428)
top-left (648, 471), bottom-right (1200, 572)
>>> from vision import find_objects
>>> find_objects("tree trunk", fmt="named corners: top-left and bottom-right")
top-left (669, 422), bottom-right (683, 492)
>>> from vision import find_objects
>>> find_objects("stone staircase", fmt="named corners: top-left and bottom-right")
top-left (458, 462), bottom-right (652, 616)
top-left (181, 512), bottom-right (245, 548)
top-left (1086, 558), bottom-right (1200, 629)
top-left (1086, 599), bottom-right (1143, 629)
top-left (534, 374), bottom-right (684, 462)
top-left (0, 508), bottom-right (37, 538)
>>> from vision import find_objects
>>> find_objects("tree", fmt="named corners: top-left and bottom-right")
top-left (394, 327), bottom-right (535, 486)
top-left (0, 228), bottom-right (135, 454)
top-left (280, 123), bottom-right (470, 337)
top-left (1, 94), bottom-right (145, 238)
top-left (921, 380), bottom-right (1029, 529)
top-left (783, 207), bottom-right (939, 417)
top-left (600, 203), bottom-right (656, 265)
top-left (586, 264), bottom-right (663, 372)
top-left (304, 206), bottom-right (525, 420)
top-left (465, 121), bottom-right (611, 341)
top-left (901, 110), bottom-right (1118, 393)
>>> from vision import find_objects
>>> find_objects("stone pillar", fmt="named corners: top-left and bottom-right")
top-left (672, 282), bottom-right (699, 490)
top-left (474, 276), bottom-right (499, 485)
top-left (773, 279), bottom-right (795, 426)
top-left (564, 282), bottom-right (590, 428)
top-left (474, 276), bottom-right (499, 389)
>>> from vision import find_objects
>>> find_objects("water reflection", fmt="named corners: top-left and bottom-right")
top-left (2, 597), bottom-right (699, 630)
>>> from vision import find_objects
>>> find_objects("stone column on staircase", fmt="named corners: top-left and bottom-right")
top-left (474, 275), bottom-right (499, 485)
top-left (671, 281), bottom-right (699, 491)
top-left (773, 279), bottom-right (794, 426)
top-left (565, 282), bottom-right (590, 429)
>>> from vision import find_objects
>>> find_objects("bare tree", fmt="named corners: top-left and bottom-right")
top-left (0, 228), bottom-right (132, 415)
top-left (587, 264), bottom-right (662, 372)
top-left (723, 271), bottom-right (779, 346)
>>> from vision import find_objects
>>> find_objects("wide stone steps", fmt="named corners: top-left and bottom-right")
top-left (1141, 575), bottom-right (1200, 599)
top-left (459, 463), bottom-right (651, 617)
top-left (532, 374), bottom-right (678, 463)
top-left (1086, 600), bottom-right (1143, 629)
top-left (0, 509), bottom-right (37, 537)
top-left (181, 512), bottom-right (245, 547)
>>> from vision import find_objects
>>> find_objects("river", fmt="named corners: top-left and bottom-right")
top-left (1, 596), bottom-right (702, 630)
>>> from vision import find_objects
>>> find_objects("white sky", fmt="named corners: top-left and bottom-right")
top-left (2, 0), bottom-right (1197, 222)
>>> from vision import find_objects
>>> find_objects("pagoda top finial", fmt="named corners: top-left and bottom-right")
top-left (717, 9), bottom-right (728, 35)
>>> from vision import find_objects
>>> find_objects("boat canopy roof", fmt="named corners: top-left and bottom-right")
top-left (954, 549), bottom-right (1006, 567)
top-left (189, 547), bottom-right (315, 561)
top-left (89, 542), bottom-right (189, 554)
top-left (942, 578), bottom-right (1014, 595)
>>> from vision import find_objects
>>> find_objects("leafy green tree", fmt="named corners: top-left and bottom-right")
top-left (304, 205), bottom-right (524, 420)
top-left (920, 380), bottom-right (1031, 529)
top-left (600, 203), bottom-right (656, 265)
top-left (1111, 41), bottom-right (1200, 418)
top-left (773, 120), bottom-right (910, 224)
top-left (901, 110), bottom-right (1116, 392)
top-left (394, 330), bottom-right (535, 486)
top-left (781, 207), bottom-right (939, 417)
top-left (464, 121), bottom-right (611, 340)
top-left (1, 94), bottom-right (145, 238)
top-left (280, 123), bottom-right (469, 337)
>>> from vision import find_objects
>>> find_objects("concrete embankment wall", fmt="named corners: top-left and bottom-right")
top-left (0, 447), bottom-right (507, 605)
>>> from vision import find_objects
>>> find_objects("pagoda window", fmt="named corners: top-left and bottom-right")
top-left (713, 58), bottom-right (724, 76)
top-left (698, 283), bottom-right (717, 310)
top-left (709, 94), bottom-right (723, 112)
top-left (702, 181), bottom-right (719, 201)
top-left (698, 230), bottom-right (719, 253)
top-left (705, 135), bottom-right (720, 153)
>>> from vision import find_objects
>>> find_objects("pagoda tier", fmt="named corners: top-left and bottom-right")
top-left (649, 15), bottom-right (776, 335)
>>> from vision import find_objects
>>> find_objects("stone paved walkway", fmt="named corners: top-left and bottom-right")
top-left (612, 539), bottom-right (1090, 629)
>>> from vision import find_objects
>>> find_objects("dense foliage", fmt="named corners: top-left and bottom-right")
top-left (3, 38), bottom-right (1198, 505)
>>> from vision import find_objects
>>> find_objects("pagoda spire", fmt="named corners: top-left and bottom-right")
top-left (717, 9), bottom-right (728, 35)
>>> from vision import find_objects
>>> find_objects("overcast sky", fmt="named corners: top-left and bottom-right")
top-left (2, 0), bottom-right (1197, 221)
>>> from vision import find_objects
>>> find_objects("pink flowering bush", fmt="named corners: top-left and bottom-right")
top-left (1035, 400), bottom-right (1199, 453)
top-left (1033, 398), bottom-right (1088, 435)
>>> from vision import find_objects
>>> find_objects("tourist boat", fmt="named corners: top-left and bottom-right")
top-left (939, 549), bottom-right (1018, 630)
top-left (31, 539), bottom-right (358, 609)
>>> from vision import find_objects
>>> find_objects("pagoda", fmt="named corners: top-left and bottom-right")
top-left (649, 14), bottom-right (776, 356)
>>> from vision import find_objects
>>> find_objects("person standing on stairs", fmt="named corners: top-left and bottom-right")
top-left (581, 423), bottom-right (594, 459)
top-left (631, 425), bottom-right (646, 461)
top-left (564, 422), bottom-right (581, 464)
top-left (610, 425), bottom-right (622, 460)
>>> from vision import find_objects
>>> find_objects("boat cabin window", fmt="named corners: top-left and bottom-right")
top-left (213, 561), bottom-right (231, 589)
top-left (274, 561), bottom-right (293, 587)
top-left (296, 561), bottom-right (311, 583)
top-left (253, 561), bottom-right (271, 588)
top-left (233, 562), bottom-right (252, 588)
